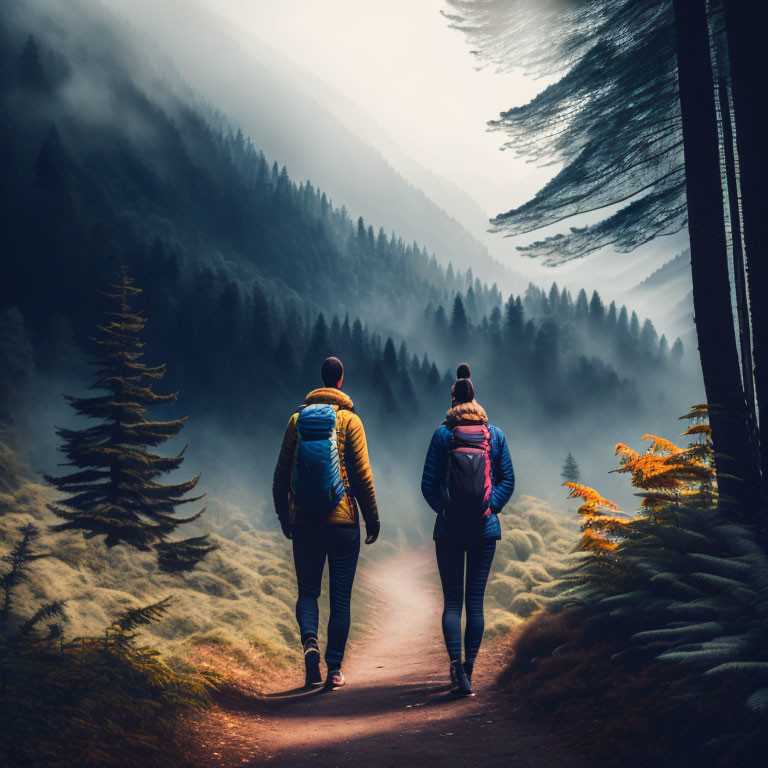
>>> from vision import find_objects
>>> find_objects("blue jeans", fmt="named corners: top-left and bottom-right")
top-left (435, 538), bottom-right (497, 662)
top-left (292, 525), bottom-right (360, 668)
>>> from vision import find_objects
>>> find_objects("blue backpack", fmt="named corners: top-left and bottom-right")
top-left (291, 404), bottom-right (346, 518)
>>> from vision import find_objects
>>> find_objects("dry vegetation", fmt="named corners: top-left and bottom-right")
top-left (485, 494), bottom-right (578, 638)
top-left (0, 441), bottom-right (299, 672)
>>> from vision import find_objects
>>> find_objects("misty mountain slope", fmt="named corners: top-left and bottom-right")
top-left (635, 249), bottom-right (690, 291)
top-left (0, 0), bottom-right (483, 341)
top-left (204, 20), bottom-right (528, 293)
top-left (94, 0), bottom-right (516, 288)
top-left (623, 249), bottom-right (695, 342)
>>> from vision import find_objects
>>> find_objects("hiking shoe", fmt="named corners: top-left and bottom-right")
top-left (325, 668), bottom-right (345, 690)
top-left (303, 638), bottom-right (322, 688)
top-left (451, 660), bottom-right (475, 697)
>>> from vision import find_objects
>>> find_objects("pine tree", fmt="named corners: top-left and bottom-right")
top-left (575, 289), bottom-right (589, 319)
top-left (588, 290), bottom-right (604, 328)
top-left (18, 35), bottom-right (49, 93)
top-left (382, 337), bottom-right (398, 373)
top-left (451, 294), bottom-right (469, 345)
top-left (1, 524), bottom-right (42, 626)
top-left (561, 453), bottom-right (581, 484)
top-left (304, 313), bottom-right (331, 378)
top-left (671, 337), bottom-right (684, 363)
top-left (46, 270), bottom-right (209, 559)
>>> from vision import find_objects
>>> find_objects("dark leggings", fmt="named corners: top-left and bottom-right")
top-left (292, 525), bottom-right (360, 668)
top-left (435, 538), bottom-right (497, 662)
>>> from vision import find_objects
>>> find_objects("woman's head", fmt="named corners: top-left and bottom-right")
top-left (452, 377), bottom-right (475, 404)
top-left (456, 363), bottom-right (471, 379)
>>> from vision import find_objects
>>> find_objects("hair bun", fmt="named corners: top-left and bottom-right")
top-left (456, 363), bottom-right (471, 379)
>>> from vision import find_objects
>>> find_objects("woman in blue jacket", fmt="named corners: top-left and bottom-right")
top-left (421, 373), bottom-right (515, 696)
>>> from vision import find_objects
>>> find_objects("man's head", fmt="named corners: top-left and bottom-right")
top-left (321, 356), bottom-right (344, 388)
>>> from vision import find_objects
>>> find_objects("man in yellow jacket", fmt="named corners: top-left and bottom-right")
top-left (272, 356), bottom-right (380, 690)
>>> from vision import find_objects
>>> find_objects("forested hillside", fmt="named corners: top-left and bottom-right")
top-left (0, 1), bottom-right (697, 517)
top-left (99, 0), bottom-right (516, 286)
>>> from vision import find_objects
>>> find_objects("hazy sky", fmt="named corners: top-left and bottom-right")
top-left (206, 0), bottom-right (550, 219)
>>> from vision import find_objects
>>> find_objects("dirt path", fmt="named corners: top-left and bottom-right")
top-left (184, 549), bottom-right (579, 767)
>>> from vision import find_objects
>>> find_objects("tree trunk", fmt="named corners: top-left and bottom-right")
top-left (716, 74), bottom-right (762, 498)
top-left (723, 0), bottom-right (768, 523)
top-left (671, 0), bottom-right (761, 518)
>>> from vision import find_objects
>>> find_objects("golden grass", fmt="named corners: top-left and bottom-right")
top-left (0, 440), bottom-right (301, 679)
top-left (484, 494), bottom-right (578, 638)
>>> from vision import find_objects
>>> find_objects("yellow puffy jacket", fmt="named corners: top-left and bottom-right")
top-left (272, 388), bottom-right (379, 528)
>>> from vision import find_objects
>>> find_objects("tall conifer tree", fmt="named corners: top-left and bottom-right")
top-left (46, 270), bottom-right (211, 564)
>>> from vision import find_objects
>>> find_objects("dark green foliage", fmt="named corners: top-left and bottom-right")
top-left (111, 597), bottom-right (173, 634)
top-left (0, 13), bottom-right (471, 349)
top-left (560, 453), bottom-right (580, 484)
top-left (0, 307), bottom-right (34, 425)
top-left (450, 294), bottom-right (469, 347)
top-left (156, 536), bottom-right (218, 573)
top-left (46, 271), bottom-right (209, 560)
top-left (447, 0), bottom-right (683, 261)
top-left (421, 282), bottom-right (675, 422)
top-left (0, 523), bottom-right (44, 625)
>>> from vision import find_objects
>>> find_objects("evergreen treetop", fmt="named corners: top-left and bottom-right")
top-left (561, 452), bottom-right (581, 484)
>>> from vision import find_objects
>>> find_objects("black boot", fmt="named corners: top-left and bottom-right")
top-left (303, 637), bottom-right (322, 687)
top-left (463, 660), bottom-right (474, 682)
top-left (451, 660), bottom-right (474, 697)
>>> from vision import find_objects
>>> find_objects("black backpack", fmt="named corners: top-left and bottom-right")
top-left (443, 424), bottom-right (492, 523)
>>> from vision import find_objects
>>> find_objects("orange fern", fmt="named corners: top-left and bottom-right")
top-left (615, 443), bottom-right (639, 463)
top-left (641, 434), bottom-right (683, 455)
top-left (679, 404), bottom-right (709, 421)
top-left (681, 423), bottom-right (712, 439)
top-left (564, 406), bottom-right (717, 564)
top-left (564, 482), bottom-right (621, 516)
top-left (577, 528), bottom-right (619, 552)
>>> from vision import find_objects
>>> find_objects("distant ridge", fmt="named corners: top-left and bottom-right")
top-left (635, 249), bottom-right (690, 292)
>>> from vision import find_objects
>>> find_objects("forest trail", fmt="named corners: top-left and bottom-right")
top-left (184, 549), bottom-right (579, 767)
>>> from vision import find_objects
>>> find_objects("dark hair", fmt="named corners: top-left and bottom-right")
top-left (452, 378), bottom-right (474, 404)
top-left (456, 363), bottom-right (471, 379)
top-left (321, 356), bottom-right (344, 387)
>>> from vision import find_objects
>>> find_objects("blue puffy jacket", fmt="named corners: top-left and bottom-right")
top-left (421, 401), bottom-right (515, 540)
